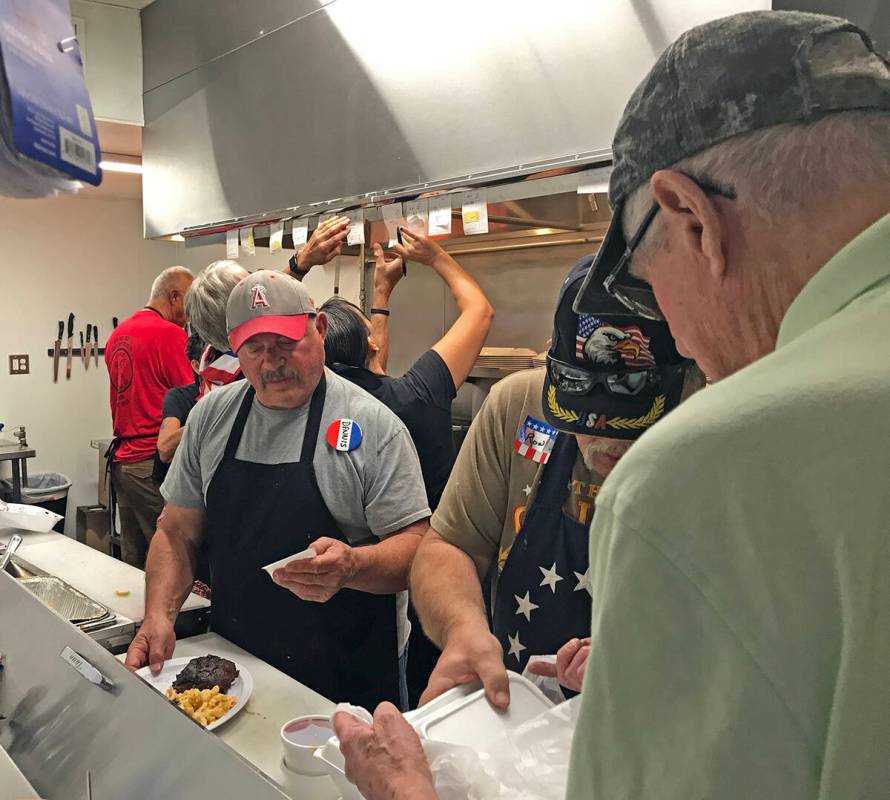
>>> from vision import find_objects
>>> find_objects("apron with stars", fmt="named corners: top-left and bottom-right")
top-left (491, 433), bottom-right (592, 673)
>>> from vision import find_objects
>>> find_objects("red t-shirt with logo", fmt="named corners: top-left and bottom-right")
top-left (105, 309), bottom-right (193, 463)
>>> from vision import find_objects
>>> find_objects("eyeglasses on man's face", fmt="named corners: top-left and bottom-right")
top-left (603, 175), bottom-right (737, 321)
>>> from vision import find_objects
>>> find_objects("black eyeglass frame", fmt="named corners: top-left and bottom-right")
top-left (603, 175), bottom-right (738, 321)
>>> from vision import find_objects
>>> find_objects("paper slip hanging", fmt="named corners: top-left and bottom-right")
top-left (577, 166), bottom-right (612, 194)
top-left (513, 416), bottom-right (558, 464)
top-left (461, 190), bottom-right (489, 235)
top-left (405, 199), bottom-right (429, 233)
top-left (381, 203), bottom-right (404, 246)
top-left (226, 228), bottom-right (239, 259)
top-left (345, 209), bottom-right (365, 245)
top-left (269, 220), bottom-right (285, 252)
top-left (240, 226), bottom-right (255, 255)
top-left (292, 218), bottom-right (310, 248)
top-left (262, 547), bottom-right (317, 577)
top-left (428, 195), bottom-right (452, 235)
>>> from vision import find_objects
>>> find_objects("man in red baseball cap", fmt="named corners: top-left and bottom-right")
top-left (126, 270), bottom-right (431, 712)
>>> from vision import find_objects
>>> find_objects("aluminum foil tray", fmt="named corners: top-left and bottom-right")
top-left (19, 576), bottom-right (109, 624)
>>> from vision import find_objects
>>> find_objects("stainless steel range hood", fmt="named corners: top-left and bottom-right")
top-left (140, 0), bottom-right (770, 239)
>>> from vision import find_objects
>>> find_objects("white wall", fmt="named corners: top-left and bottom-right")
top-left (71, 0), bottom-right (143, 125)
top-left (0, 195), bottom-right (176, 535)
top-left (0, 200), bottom-right (367, 538)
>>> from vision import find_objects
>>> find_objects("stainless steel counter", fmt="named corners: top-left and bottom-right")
top-left (0, 573), bottom-right (293, 800)
top-left (1, 530), bottom-right (343, 799)
top-left (0, 746), bottom-right (39, 798)
top-left (163, 633), bottom-right (340, 800)
top-left (0, 528), bottom-right (209, 622)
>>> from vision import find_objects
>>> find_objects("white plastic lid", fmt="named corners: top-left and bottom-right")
top-left (413, 672), bottom-right (553, 748)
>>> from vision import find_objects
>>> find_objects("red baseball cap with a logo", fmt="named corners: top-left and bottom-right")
top-left (226, 270), bottom-right (317, 352)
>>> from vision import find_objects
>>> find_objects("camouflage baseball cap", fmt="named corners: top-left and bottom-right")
top-left (576, 10), bottom-right (890, 313)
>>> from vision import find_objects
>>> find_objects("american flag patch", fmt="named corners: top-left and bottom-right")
top-left (513, 416), bottom-right (558, 464)
top-left (576, 315), bottom-right (656, 369)
top-left (198, 346), bottom-right (242, 398)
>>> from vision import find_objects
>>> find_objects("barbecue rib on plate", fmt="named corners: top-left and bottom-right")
top-left (172, 655), bottom-right (239, 693)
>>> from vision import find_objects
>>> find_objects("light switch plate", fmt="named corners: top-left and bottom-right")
top-left (9, 354), bottom-right (29, 375)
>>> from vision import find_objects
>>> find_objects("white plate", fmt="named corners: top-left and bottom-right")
top-left (136, 656), bottom-right (253, 731)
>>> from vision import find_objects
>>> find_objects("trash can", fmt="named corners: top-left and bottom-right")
top-left (0, 473), bottom-right (71, 533)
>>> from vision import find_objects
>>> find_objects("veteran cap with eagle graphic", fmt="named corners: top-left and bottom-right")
top-left (543, 256), bottom-right (691, 439)
top-left (227, 270), bottom-right (317, 352)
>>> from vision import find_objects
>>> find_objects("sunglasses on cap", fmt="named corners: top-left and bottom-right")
top-left (547, 355), bottom-right (658, 397)
top-left (603, 175), bottom-right (737, 321)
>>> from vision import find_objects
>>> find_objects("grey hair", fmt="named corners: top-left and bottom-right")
top-left (185, 260), bottom-right (249, 351)
top-left (149, 266), bottom-right (194, 301)
top-left (622, 109), bottom-right (890, 267)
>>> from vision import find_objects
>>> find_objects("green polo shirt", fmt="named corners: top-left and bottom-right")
top-left (567, 212), bottom-right (890, 799)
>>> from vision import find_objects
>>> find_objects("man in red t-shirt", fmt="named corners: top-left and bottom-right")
top-left (105, 266), bottom-right (195, 567)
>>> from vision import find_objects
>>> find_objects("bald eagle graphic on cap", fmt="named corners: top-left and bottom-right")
top-left (583, 326), bottom-right (642, 366)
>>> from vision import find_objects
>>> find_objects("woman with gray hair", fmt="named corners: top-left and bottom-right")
top-left (185, 259), bottom-right (249, 395)
top-left (185, 260), bottom-right (248, 352)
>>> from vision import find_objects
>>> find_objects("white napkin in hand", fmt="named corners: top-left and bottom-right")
top-left (331, 702), bottom-right (374, 732)
top-left (334, 702), bottom-right (374, 725)
top-left (261, 547), bottom-right (317, 577)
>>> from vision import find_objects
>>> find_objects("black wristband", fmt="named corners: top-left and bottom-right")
top-left (370, 308), bottom-right (390, 317)
top-left (288, 254), bottom-right (310, 278)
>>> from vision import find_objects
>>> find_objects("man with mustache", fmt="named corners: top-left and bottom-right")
top-left (126, 271), bottom-right (431, 711)
top-left (408, 257), bottom-right (698, 707)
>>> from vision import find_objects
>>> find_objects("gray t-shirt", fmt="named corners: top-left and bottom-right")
top-left (162, 368), bottom-right (431, 543)
top-left (162, 369), bottom-right (430, 654)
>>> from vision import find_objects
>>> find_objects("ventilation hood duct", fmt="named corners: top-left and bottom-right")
top-left (141, 0), bottom-right (769, 239)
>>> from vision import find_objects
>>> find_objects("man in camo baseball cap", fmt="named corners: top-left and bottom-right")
top-left (563, 10), bottom-right (890, 800)
top-left (576, 10), bottom-right (890, 346)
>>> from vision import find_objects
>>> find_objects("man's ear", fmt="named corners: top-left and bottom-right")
top-left (650, 170), bottom-right (727, 280)
top-left (315, 312), bottom-right (328, 339)
top-left (366, 335), bottom-right (380, 355)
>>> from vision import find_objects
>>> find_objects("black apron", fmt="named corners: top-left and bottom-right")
top-left (104, 433), bottom-right (160, 560)
top-left (491, 434), bottom-right (592, 674)
top-left (204, 378), bottom-right (400, 709)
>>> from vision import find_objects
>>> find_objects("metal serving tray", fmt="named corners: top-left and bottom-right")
top-left (19, 576), bottom-right (110, 625)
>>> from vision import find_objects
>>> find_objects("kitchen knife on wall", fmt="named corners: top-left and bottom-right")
top-left (65, 313), bottom-right (74, 380)
top-left (79, 331), bottom-right (85, 369)
top-left (52, 320), bottom-right (63, 382)
top-left (84, 326), bottom-right (92, 370)
top-left (112, 317), bottom-right (118, 329)
top-left (92, 325), bottom-right (99, 367)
